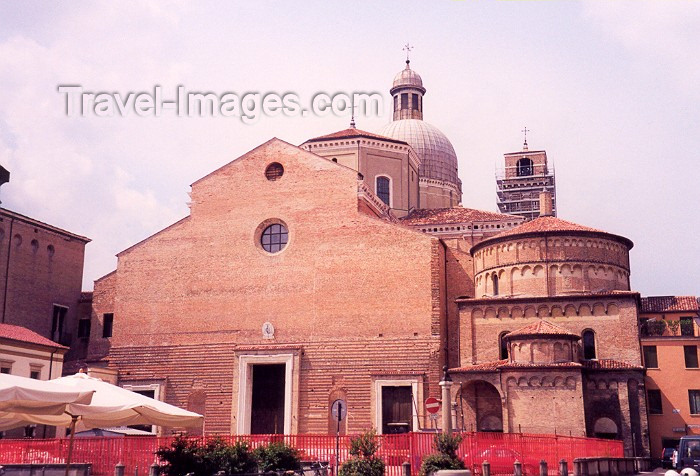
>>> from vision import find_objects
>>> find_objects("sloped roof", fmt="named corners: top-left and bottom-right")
top-left (0, 323), bottom-right (67, 349)
top-left (581, 359), bottom-right (643, 370)
top-left (505, 320), bottom-right (579, 339)
top-left (304, 128), bottom-right (408, 145)
top-left (641, 296), bottom-right (699, 313)
top-left (493, 216), bottom-right (604, 237)
top-left (0, 208), bottom-right (90, 243)
top-left (471, 215), bottom-right (633, 251)
top-left (400, 207), bottom-right (521, 226)
top-left (450, 359), bottom-right (582, 373)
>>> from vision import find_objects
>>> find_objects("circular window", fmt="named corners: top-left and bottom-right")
top-left (261, 223), bottom-right (288, 253)
top-left (265, 162), bottom-right (284, 181)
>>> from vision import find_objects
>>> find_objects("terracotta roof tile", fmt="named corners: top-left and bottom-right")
top-left (506, 320), bottom-right (580, 339)
top-left (304, 128), bottom-right (408, 145)
top-left (581, 359), bottom-right (643, 370)
top-left (400, 207), bottom-right (522, 226)
top-left (640, 296), bottom-right (699, 313)
top-left (491, 216), bottom-right (605, 238)
top-left (450, 359), bottom-right (582, 373)
top-left (472, 215), bottom-right (634, 251)
top-left (0, 323), bottom-right (67, 349)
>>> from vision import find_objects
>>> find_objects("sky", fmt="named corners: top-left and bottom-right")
top-left (0, 1), bottom-right (698, 296)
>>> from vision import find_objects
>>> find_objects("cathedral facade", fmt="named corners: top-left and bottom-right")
top-left (82, 62), bottom-right (649, 455)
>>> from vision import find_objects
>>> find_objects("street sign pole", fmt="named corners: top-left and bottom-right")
top-left (336, 401), bottom-right (341, 476)
top-left (331, 399), bottom-right (347, 476)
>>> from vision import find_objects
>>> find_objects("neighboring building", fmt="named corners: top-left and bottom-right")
top-left (639, 296), bottom-right (700, 459)
top-left (496, 139), bottom-right (557, 220)
top-left (80, 61), bottom-right (655, 456)
top-left (0, 208), bottom-right (90, 359)
top-left (0, 322), bottom-right (68, 438)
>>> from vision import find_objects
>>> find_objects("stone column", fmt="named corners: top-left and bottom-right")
top-left (440, 366), bottom-right (453, 434)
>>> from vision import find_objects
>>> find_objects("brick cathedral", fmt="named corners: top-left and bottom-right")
top-left (70, 59), bottom-right (651, 456)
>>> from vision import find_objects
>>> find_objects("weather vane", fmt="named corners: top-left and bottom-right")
top-left (403, 43), bottom-right (413, 64)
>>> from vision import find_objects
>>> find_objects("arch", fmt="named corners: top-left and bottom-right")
top-left (564, 304), bottom-right (578, 317)
top-left (533, 265), bottom-right (544, 277)
top-left (537, 305), bottom-right (550, 317)
top-left (497, 307), bottom-right (509, 319)
top-left (492, 274), bottom-right (499, 296)
top-left (592, 303), bottom-right (606, 316)
top-left (460, 380), bottom-right (503, 432)
top-left (375, 175), bottom-right (391, 207)
top-left (524, 306), bottom-right (537, 318)
top-left (498, 331), bottom-right (510, 360)
top-left (578, 304), bottom-right (592, 316)
top-left (472, 309), bottom-right (484, 320)
top-left (484, 307), bottom-right (497, 319)
top-left (551, 306), bottom-right (564, 318)
top-left (593, 417), bottom-right (618, 440)
top-left (186, 390), bottom-right (207, 436)
top-left (517, 158), bottom-right (534, 176)
top-left (582, 329), bottom-right (596, 360)
top-left (13, 234), bottom-right (22, 247)
top-left (328, 387), bottom-right (348, 435)
top-left (606, 303), bottom-right (619, 315)
top-left (511, 307), bottom-right (524, 318)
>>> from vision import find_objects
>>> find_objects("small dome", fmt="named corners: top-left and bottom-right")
top-left (392, 62), bottom-right (425, 92)
top-left (377, 119), bottom-right (459, 184)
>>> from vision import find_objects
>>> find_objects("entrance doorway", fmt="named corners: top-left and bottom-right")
top-left (381, 386), bottom-right (413, 434)
top-left (251, 364), bottom-right (285, 434)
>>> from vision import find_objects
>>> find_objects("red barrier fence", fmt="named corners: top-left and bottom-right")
top-left (0, 432), bottom-right (623, 476)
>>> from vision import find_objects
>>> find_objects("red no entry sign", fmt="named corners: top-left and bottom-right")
top-left (425, 397), bottom-right (441, 414)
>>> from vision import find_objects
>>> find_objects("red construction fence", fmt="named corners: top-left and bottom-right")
top-left (0, 432), bottom-right (623, 476)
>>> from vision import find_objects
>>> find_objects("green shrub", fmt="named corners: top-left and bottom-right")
top-left (339, 430), bottom-right (385, 476)
top-left (339, 457), bottom-right (385, 476)
top-left (253, 441), bottom-right (302, 472)
top-left (157, 436), bottom-right (258, 476)
top-left (418, 433), bottom-right (465, 476)
top-left (157, 436), bottom-right (201, 476)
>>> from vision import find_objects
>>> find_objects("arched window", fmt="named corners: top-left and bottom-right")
top-left (499, 332), bottom-right (510, 360)
top-left (582, 330), bottom-right (596, 360)
top-left (492, 274), bottom-right (499, 296)
top-left (376, 176), bottom-right (391, 206)
top-left (517, 158), bottom-right (533, 176)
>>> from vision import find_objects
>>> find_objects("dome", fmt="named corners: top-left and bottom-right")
top-left (392, 63), bottom-right (425, 93)
top-left (377, 119), bottom-right (459, 184)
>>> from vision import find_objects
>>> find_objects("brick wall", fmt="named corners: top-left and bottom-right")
top-left (98, 139), bottom-right (445, 433)
top-left (0, 210), bottom-right (87, 349)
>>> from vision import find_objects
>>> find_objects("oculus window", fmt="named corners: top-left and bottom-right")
top-left (261, 224), bottom-right (288, 253)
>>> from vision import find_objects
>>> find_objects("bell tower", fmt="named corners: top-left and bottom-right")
top-left (496, 128), bottom-right (557, 220)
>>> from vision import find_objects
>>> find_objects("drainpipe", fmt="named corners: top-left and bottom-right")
top-left (2, 217), bottom-right (14, 323)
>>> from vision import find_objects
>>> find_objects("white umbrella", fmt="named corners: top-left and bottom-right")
top-left (0, 373), bottom-right (94, 416)
top-left (0, 372), bottom-right (203, 476)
